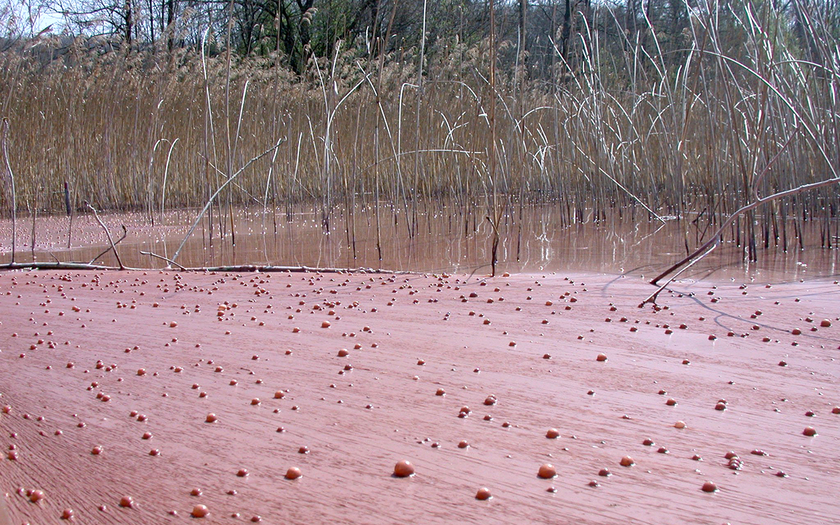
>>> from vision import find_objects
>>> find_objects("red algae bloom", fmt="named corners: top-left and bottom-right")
top-left (394, 460), bottom-right (415, 477)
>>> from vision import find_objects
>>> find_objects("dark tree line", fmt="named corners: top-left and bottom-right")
top-left (2, 0), bottom-right (839, 81)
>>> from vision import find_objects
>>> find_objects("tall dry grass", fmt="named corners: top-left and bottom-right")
top-left (0, 0), bottom-right (838, 266)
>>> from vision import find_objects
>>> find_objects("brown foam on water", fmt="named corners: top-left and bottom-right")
top-left (0, 270), bottom-right (838, 523)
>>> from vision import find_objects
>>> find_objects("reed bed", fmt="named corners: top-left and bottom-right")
top-left (1, 0), bottom-right (838, 269)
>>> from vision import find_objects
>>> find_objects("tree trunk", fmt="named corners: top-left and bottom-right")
top-left (167, 0), bottom-right (175, 51)
top-left (561, 0), bottom-right (571, 63)
top-left (124, 0), bottom-right (133, 48)
top-left (519, 0), bottom-right (527, 77)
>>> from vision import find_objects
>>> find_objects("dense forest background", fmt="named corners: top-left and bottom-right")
top-left (0, 0), bottom-right (838, 262)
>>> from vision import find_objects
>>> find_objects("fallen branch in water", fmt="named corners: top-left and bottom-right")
top-left (188, 265), bottom-right (414, 274)
top-left (0, 261), bottom-right (123, 271)
top-left (643, 173), bottom-right (840, 306)
top-left (1, 259), bottom-right (412, 275)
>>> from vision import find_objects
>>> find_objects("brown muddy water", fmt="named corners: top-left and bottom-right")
top-left (1, 204), bottom-right (838, 281)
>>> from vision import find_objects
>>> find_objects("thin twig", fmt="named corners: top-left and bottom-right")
top-left (85, 202), bottom-right (125, 270)
top-left (170, 137), bottom-right (284, 266)
top-left (89, 225), bottom-right (127, 265)
top-left (140, 250), bottom-right (187, 270)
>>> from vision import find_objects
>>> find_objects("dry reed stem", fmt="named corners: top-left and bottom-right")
top-left (86, 202), bottom-right (125, 270)
top-left (1, 118), bottom-right (16, 263)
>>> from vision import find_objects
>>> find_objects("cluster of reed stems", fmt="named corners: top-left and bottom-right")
top-left (1, 0), bottom-right (837, 273)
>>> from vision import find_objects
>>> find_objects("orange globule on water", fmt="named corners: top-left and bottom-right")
top-left (394, 460), bottom-right (415, 477)
top-left (620, 456), bottom-right (635, 467)
top-left (538, 463), bottom-right (557, 479)
top-left (191, 504), bottom-right (209, 518)
top-left (475, 487), bottom-right (492, 500)
top-left (701, 481), bottom-right (718, 493)
top-left (546, 428), bottom-right (560, 439)
top-left (29, 489), bottom-right (45, 503)
top-left (285, 467), bottom-right (302, 480)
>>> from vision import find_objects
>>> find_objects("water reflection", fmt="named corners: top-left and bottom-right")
top-left (9, 204), bottom-right (839, 282)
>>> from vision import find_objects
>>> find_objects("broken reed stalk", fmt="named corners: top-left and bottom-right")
top-left (487, 0), bottom-right (500, 277)
top-left (1, 118), bottom-right (16, 264)
top-left (160, 137), bottom-right (179, 219)
top-left (64, 181), bottom-right (72, 249)
top-left (89, 225), bottom-right (127, 264)
top-left (85, 202), bottom-right (125, 270)
top-left (140, 250), bottom-right (187, 270)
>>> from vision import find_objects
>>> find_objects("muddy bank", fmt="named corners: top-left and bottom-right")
top-left (1, 269), bottom-right (838, 524)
